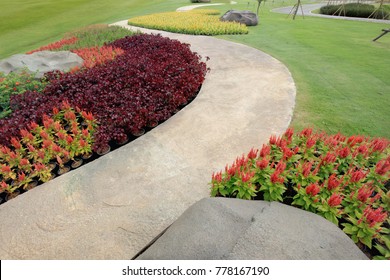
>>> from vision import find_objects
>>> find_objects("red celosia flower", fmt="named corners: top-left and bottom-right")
top-left (350, 169), bottom-right (367, 183)
top-left (0, 181), bottom-right (8, 192)
top-left (247, 148), bottom-right (258, 160)
top-left (282, 146), bottom-right (293, 160)
top-left (34, 163), bottom-right (46, 172)
top-left (269, 135), bottom-right (278, 145)
top-left (27, 144), bottom-right (35, 152)
top-left (259, 144), bottom-right (271, 157)
top-left (81, 111), bottom-right (94, 121)
top-left (338, 147), bottom-right (350, 158)
top-left (323, 152), bottom-right (336, 164)
top-left (66, 135), bottom-right (73, 145)
top-left (29, 122), bottom-right (39, 130)
top-left (18, 172), bottom-right (26, 182)
top-left (42, 139), bottom-right (53, 149)
top-left (11, 137), bottom-right (21, 150)
top-left (302, 161), bottom-right (313, 177)
top-left (357, 185), bottom-right (373, 203)
top-left (275, 161), bottom-right (286, 174)
top-left (306, 183), bottom-right (320, 197)
top-left (64, 111), bottom-right (77, 121)
top-left (27, 37), bottom-right (78, 54)
top-left (256, 157), bottom-right (269, 170)
top-left (79, 139), bottom-right (87, 148)
top-left (56, 132), bottom-right (66, 140)
top-left (212, 171), bottom-right (223, 183)
top-left (328, 193), bottom-right (343, 207)
top-left (240, 171), bottom-right (255, 183)
top-left (360, 206), bottom-right (388, 227)
top-left (300, 128), bottom-right (313, 138)
top-left (375, 158), bottom-right (390, 176)
top-left (370, 138), bottom-right (389, 153)
top-left (327, 174), bottom-right (341, 191)
top-left (40, 130), bottom-right (50, 140)
top-left (19, 158), bottom-right (29, 166)
top-left (284, 127), bottom-right (294, 142)
top-left (270, 171), bottom-right (284, 184)
top-left (306, 137), bottom-right (316, 149)
top-left (1, 164), bottom-right (12, 173)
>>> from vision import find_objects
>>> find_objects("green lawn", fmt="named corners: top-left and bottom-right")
top-left (0, 0), bottom-right (191, 58)
top-left (217, 0), bottom-right (390, 138)
top-left (1, 0), bottom-right (389, 138)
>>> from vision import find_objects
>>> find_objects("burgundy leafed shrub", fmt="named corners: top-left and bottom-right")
top-left (0, 34), bottom-right (208, 152)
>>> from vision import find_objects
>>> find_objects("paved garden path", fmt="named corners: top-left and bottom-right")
top-left (0, 22), bottom-right (295, 259)
top-left (272, 3), bottom-right (390, 24)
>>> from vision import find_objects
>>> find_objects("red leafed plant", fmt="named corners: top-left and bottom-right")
top-left (210, 127), bottom-right (390, 259)
top-left (0, 34), bottom-right (207, 153)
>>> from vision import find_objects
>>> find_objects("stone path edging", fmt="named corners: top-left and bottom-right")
top-left (0, 20), bottom-right (296, 259)
top-left (272, 3), bottom-right (390, 24)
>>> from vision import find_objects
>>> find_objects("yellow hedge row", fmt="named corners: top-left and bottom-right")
top-left (128, 9), bottom-right (248, 36)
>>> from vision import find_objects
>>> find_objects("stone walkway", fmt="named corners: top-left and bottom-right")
top-left (0, 21), bottom-right (295, 260)
top-left (272, 2), bottom-right (390, 24)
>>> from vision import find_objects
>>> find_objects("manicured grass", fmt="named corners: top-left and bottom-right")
top-left (215, 0), bottom-right (390, 139)
top-left (0, 0), bottom-right (190, 59)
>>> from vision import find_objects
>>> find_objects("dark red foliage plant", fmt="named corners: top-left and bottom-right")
top-left (0, 34), bottom-right (208, 152)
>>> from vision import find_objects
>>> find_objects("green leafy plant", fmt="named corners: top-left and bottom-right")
top-left (0, 70), bottom-right (48, 118)
top-left (210, 127), bottom-right (389, 259)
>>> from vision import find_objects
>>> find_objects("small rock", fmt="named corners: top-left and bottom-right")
top-left (0, 51), bottom-right (83, 78)
top-left (221, 10), bottom-right (259, 26)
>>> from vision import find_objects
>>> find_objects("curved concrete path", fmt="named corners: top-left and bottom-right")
top-left (273, 3), bottom-right (390, 24)
top-left (0, 24), bottom-right (295, 259)
top-left (176, 3), bottom-right (225, 11)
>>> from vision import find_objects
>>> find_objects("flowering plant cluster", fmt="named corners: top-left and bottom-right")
top-left (211, 128), bottom-right (390, 259)
top-left (128, 9), bottom-right (248, 35)
top-left (72, 46), bottom-right (125, 69)
top-left (0, 102), bottom-right (96, 202)
top-left (0, 70), bottom-right (48, 119)
top-left (26, 37), bottom-right (79, 54)
top-left (0, 34), bottom-right (207, 154)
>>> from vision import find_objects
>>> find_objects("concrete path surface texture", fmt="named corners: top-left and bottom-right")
top-left (0, 16), bottom-right (295, 259)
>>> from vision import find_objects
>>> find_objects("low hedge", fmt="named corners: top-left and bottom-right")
top-left (319, 3), bottom-right (390, 19)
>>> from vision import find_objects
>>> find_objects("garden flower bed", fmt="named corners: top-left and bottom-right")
top-left (128, 9), bottom-right (249, 35)
top-left (211, 127), bottom-right (390, 259)
top-left (0, 30), bottom-right (208, 204)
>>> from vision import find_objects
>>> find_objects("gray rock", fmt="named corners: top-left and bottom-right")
top-left (137, 198), bottom-right (368, 260)
top-left (0, 51), bottom-right (83, 78)
top-left (221, 10), bottom-right (259, 26)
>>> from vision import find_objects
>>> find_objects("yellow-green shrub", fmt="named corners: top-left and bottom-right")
top-left (128, 9), bottom-right (248, 36)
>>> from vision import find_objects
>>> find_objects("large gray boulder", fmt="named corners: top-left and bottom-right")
top-left (137, 198), bottom-right (368, 260)
top-left (221, 10), bottom-right (259, 26)
top-left (0, 51), bottom-right (83, 78)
